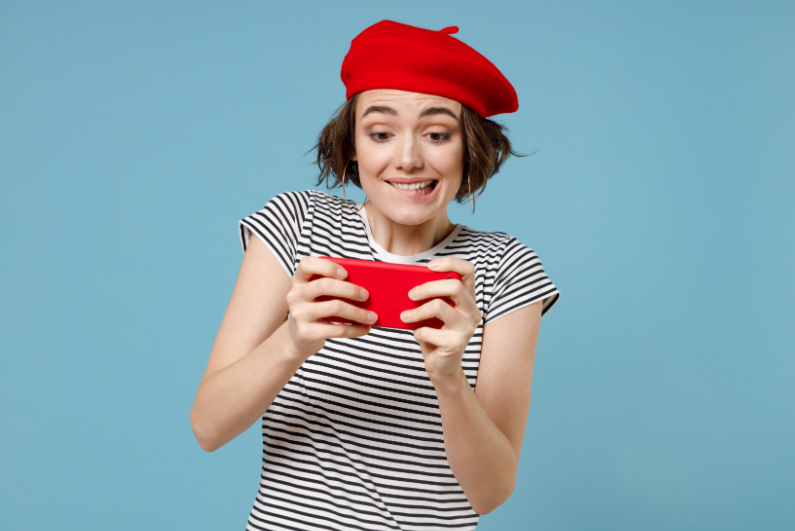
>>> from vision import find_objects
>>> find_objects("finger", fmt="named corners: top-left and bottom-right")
top-left (311, 298), bottom-right (378, 326)
top-left (293, 320), bottom-right (372, 345)
top-left (408, 278), bottom-right (464, 304)
top-left (413, 325), bottom-right (450, 347)
top-left (316, 322), bottom-right (372, 340)
top-left (401, 298), bottom-right (460, 326)
top-left (427, 257), bottom-right (475, 278)
top-left (304, 277), bottom-right (369, 302)
top-left (427, 257), bottom-right (476, 294)
top-left (407, 282), bottom-right (481, 325)
top-left (294, 256), bottom-right (348, 283)
top-left (413, 327), bottom-right (470, 357)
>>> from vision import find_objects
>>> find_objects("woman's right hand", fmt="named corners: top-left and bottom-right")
top-left (285, 256), bottom-right (377, 358)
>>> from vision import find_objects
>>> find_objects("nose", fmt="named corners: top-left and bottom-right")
top-left (394, 135), bottom-right (423, 172)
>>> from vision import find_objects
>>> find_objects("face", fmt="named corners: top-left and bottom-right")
top-left (352, 89), bottom-right (464, 228)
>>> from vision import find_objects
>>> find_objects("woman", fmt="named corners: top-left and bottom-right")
top-left (191, 20), bottom-right (560, 531)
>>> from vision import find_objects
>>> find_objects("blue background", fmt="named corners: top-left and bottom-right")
top-left (2, 1), bottom-right (793, 529)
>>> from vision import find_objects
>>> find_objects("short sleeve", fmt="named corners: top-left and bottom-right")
top-left (238, 191), bottom-right (311, 277)
top-left (484, 237), bottom-right (560, 324)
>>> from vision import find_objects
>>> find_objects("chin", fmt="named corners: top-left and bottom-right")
top-left (363, 179), bottom-right (458, 227)
top-left (382, 206), bottom-right (430, 226)
top-left (367, 200), bottom-right (433, 226)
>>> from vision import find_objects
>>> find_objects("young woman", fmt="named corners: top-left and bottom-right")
top-left (191, 20), bottom-right (560, 531)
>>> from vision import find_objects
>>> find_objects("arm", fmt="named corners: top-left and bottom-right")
top-left (401, 258), bottom-right (543, 514)
top-left (190, 236), bottom-right (298, 451)
top-left (190, 237), bottom-right (374, 452)
top-left (434, 301), bottom-right (541, 514)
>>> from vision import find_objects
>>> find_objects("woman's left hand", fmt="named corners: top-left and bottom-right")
top-left (401, 257), bottom-right (482, 381)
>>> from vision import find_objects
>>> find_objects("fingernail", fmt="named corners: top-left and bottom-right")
top-left (408, 288), bottom-right (418, 299)
top-left (359, 288), bottom-right (369, 300)
top-left (427, 260), bottom-right (440, 269)
top-left (400, 311), bottom-right (410, 321)
top-left (337, 267), bottom-right (346, 278)
top-left (367, 312), bottom-right (377, 324)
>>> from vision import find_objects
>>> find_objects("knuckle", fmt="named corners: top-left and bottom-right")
top-left (286, 289), bottom-right (300, 305)
top-left (290, 307), bottom-right (308, 322)
top-left (338, 324), bottom-right (361, 338)
top-left (330, 324), bottom-right (352, 338)
top-left (319, 277), bottom-right (341, 295)
top-left (351, 284), bottom-right (365, 299)
top-left (296, 257), bottom-right (312, 274)
top-left (314, 277), bottom-right (330, 293)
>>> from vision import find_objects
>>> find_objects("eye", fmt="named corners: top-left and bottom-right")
top-left (427, 132), bottom-right (452, 144)
top-left (369, 132), bottom-right (391, 142)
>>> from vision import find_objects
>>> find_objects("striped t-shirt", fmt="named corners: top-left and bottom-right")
top-left (239, 190), bottom-right (559, 531)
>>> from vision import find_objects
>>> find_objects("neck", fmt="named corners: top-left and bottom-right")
top-left (364, 202), bottom-right (455, 256)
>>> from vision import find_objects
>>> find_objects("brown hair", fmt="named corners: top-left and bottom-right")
top-left (314, 94), bottom-right (520, 203)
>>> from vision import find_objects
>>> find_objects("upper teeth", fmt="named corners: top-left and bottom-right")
top-left (391, 180), bottom-right (432, 191)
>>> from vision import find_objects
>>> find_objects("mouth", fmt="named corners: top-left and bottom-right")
top-left (387, 179), bottom-right (438, 195)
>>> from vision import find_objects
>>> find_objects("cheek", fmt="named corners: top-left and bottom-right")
top-left (434, 147), bottom-right (465, 176)
top-left (356, 144), bottom-right (391, 175)
top-left (354, 152), bottom-right (382, 193)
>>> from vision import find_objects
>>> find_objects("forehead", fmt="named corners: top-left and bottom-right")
top-left (355, 89), bottom-right (463, 118)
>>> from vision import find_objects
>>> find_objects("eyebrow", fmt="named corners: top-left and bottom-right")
top-left (361, 105), bottom-right (397, 118)
top-left (360, 105), bottom-right (460, 121)
top-left (419, 107), bottom-right (459, 120)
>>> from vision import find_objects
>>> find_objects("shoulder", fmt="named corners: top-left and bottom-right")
top-left (455, 226), bottom-right (534, 265)
top-left (268, 189), bottom-right (350, 212)
top-left (457, 226), bottom-right (520, 247)
top-left (456, 226), bottom-right (559, 319)
top-left (306, 189), bottom-right (348, 210)
top-left (248, 189), bottom-right (349, 221)
top-left (262, 189), bottom-right (314, 212)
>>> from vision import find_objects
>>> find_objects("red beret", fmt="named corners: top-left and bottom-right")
top-left (341, 20), bottom-right (518, 118)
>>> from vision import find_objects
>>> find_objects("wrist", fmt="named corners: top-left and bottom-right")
top-left (274, 322), bottom-right (316, 366)
top-left (429, 366), bottom-right (469, 398)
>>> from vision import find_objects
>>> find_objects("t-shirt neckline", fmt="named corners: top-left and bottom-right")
top-left (356, 203), bottom-right (463, 264)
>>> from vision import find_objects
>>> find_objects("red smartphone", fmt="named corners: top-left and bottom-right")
top-left (317, 256), bottom-right (461, 330)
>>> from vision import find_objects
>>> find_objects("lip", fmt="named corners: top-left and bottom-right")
top-left (386, 177), bottom-right (436, 184)
top-left (385, 178), bottom-right (440, 202)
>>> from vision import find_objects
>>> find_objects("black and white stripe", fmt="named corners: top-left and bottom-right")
top-left (239, 190), bottom-right (559, 530)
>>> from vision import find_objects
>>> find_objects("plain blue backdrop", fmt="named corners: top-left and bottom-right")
top-left (2, 1), bottom-right (793, 529)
